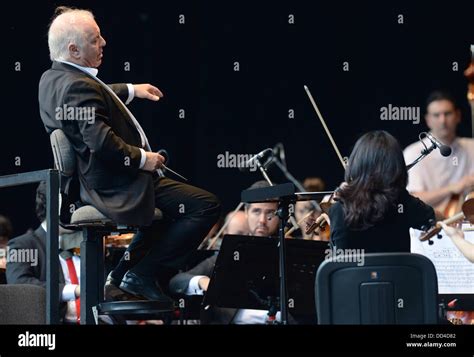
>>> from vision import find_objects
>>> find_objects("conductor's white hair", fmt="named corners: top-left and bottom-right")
top-left (48, 9), bottom-right (95, 61)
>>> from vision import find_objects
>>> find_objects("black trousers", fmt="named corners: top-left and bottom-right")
top-left (111, 176), bottom-right (221, 281)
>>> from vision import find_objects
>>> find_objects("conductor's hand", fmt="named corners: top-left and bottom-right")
top-left (133, 84), bottom-right (163, 101)
top-left (143, 152), bottom-right (165, 171)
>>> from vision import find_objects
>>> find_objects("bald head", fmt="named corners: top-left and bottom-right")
top-left (48, 7), bottom-right (105, 67)
top-left (224, 210), bottom-right (249, 236)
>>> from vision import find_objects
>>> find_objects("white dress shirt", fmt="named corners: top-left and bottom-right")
top-left (41, 222), bottom-right (80, 323)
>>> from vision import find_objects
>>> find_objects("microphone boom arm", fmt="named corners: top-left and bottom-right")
top-left (405, 143), bottom-right (437, 171)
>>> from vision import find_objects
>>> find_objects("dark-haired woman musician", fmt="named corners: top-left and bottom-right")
top-left (328, 131), bottom-right (435, 253)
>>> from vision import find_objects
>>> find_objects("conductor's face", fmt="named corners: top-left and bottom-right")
top-left (246, 202), bottom-right (279, 237)
top-left (70, 18), bottom-right (106, 68)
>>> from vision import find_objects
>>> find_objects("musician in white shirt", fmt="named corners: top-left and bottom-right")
top-left (404, 91), bottom-right (474, 217)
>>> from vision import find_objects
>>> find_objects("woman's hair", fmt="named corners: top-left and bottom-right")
top-left (338, 131), bottom-right (408, 230)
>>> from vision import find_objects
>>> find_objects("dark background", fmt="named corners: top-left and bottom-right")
top-left (1, 0), bottom-right (473, 237)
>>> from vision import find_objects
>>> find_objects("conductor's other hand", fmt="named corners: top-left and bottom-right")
top-left (143, 152), bottom-right (165, 171)
top-left (133, 84), bottom-right (163, 101)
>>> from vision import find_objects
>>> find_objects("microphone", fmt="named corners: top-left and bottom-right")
top-left (424, 132), bottom-right (452, 157)
top-left (273, 143), bottom-right (287, 168)
top-left (239, 148), bottom-right (274, 172)
top-left (406, 132), bottom-right (452, 171)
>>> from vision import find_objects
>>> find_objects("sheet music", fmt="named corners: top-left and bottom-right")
top-left (410, 225), bottom-right (474, 294)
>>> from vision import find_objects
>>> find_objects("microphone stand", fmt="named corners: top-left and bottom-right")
top-left (272, 159), bottom-right (302, 191)
top-left (272, 157), bottom-right (322, 212)
top-left (255, 157), bottom-right (274, 186)
top-left (276, 196), bottom-right (291, 325)
top-left (246, 155), bottom-right (292, 324)
top-left (405, 140), bottom-right (438, 171)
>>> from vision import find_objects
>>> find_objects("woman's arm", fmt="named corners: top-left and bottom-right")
top-left (440, 223), bottom-right (474, 263)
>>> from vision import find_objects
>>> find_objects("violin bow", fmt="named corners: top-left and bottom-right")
top-left (304, 85), bottom-right (347, 170)
top-left (285, 209), bottom-right (315, 238)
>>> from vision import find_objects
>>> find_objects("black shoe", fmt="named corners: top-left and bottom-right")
top-left (106, 272), bottom-right (121, 287)
top-left (119, 271), bottom-right (174, 304)
top-left (104, 272), bottom-right (142, 302)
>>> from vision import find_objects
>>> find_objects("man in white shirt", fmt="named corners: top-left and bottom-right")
top-left (403, 91), bottom-right (474, 217)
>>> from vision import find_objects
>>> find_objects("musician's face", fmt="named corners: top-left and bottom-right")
top-left (246, 203), bottom-right (279, 237)
top-left (295, 201), bottom-right (313, 222)
top-left (425, 100), bottom-right (460, 142)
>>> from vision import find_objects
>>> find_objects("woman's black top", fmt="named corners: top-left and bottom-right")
top-left (329, 189), bottom-right (435, 253)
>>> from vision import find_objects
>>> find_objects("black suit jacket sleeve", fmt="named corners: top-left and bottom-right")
top-left (169, 255), bottom-right (217, 295)
top-left (108, 83), bottom-right (129, 103)
top-left (64, 78), bottom-right (143, 171)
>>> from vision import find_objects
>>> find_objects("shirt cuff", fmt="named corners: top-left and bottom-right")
top-left (139, 148), bottom-right (147, 169)
top-left (125, 83), bottom-right (135, 105)
top-left (62, 284), bottom-right (78, 302)
top-left (185, 275), bottom-right (207, 295)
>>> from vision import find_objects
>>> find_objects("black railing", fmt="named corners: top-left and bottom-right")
top-left (0, 169), bottom-right (60, 324)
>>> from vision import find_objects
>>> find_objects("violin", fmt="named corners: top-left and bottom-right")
top-left (419, 191), bottom-right (474, 243)
top-left (284, 205), bottom-right (320, 239)
top-left (303, 192), bottom-right (336, 241)
top-left (305, 214), bottom-right (330, 241)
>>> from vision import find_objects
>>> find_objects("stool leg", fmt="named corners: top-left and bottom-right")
top-left (81, 228), bottom-right (99, 325)
top-left (97, 235), bottom-right (105, 302)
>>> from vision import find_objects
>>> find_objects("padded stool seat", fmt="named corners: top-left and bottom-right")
top-left (71, 206), bottom-right (163, 225)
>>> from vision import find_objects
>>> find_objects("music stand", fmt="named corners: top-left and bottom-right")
top-left (240, 183), bottom-right (331, 324)
top-left (203, 234), bottom-right (329, 323)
